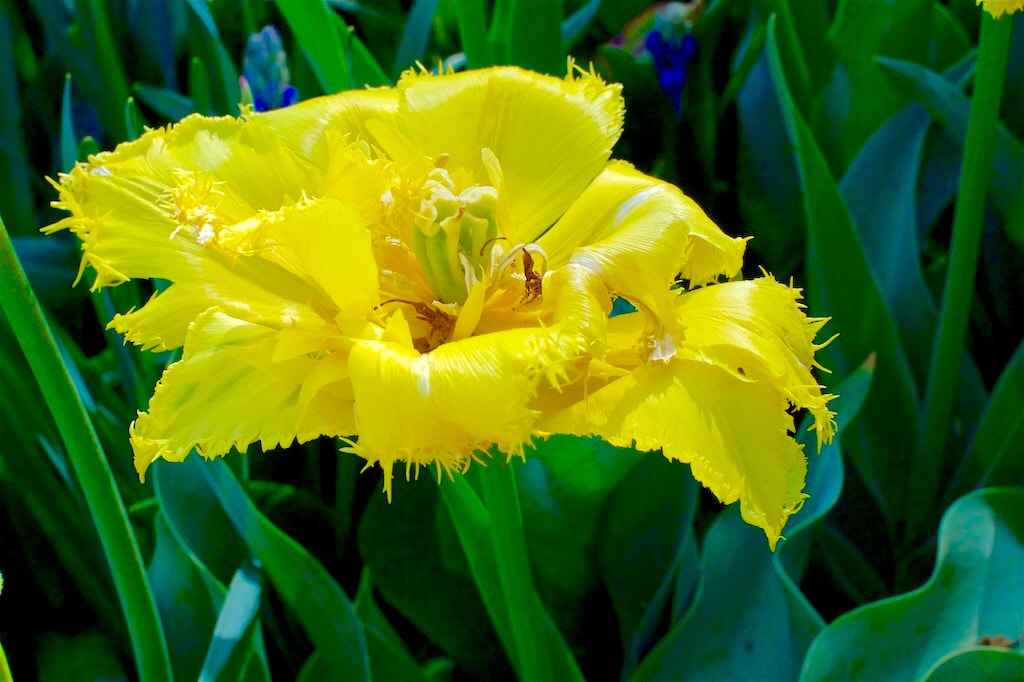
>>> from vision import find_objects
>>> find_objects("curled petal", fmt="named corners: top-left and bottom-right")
top-left (673, 276), bottom-right (836, 448)
top-left (540, 161), bottom-right (746, 335)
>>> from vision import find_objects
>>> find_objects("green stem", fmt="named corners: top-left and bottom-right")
top-left (441, 464), bottom-right (582, 681)
top-left (0, 221), bottom-right (172, 681)
top-left (476, 462), bottom-right (551, 682)
top-left (909, 13), bottom-right (1012, 541)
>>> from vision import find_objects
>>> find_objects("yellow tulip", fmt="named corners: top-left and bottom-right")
top-left (46, 64), bottom-right (834, 548)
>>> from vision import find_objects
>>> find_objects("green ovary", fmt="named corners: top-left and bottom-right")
top-left (411, 168), bottom-right (500, 304)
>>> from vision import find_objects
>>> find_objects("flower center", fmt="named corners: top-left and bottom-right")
top-left (410, 166), bottom-right (500, 305)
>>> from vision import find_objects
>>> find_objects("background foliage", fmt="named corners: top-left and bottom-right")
top-left (1, 0), bottom-right (1021, 680)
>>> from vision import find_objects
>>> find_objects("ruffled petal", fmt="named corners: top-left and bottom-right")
top-left (391, 65), bottom-right (624, 243)
top-left (539, 354), bottom-right (807, 549)
top-left (44, 115), bottom-right (315, 284)
top-left (539, 161), bottom-right (746, 335)
top-left (131, 310), bottom-right (356, 478)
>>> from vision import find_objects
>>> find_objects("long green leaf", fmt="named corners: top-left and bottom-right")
top-left (0, 218), bottom-right (172, 681)
top-left (451, 0), bottom-right (490, 67)
top-left (199, 561), bottom-right (264, 681)
top-left (391, 0), bottom-right (440, 79)
top-left (489, 0), bottom-right (563, 74)
top-left (200, 459), bottom-right (370, 680)
top-left (359, 472), bottom-right (505, 677)
top-left (877, 55), bottom-right (1023, 244)
top-left (765, 16), bottom-right (919, 521)
top-left (276, 0), bottom-right (353, 93)
top-left (60, 74), bottom-right (76, 171)
top-left (947, 341), bottom-right (1024, 501)
top-left (921, 648), bottom-right (1024, 682)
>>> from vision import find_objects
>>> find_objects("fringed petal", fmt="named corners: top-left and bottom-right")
top-left (131, 310), bottom-right (356, 478)
top-left (540, 354), bottom-right (807, 549)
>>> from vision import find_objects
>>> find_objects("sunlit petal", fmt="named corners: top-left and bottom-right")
top-left (540, 161), bottom-right (746, 334)
top-left (393, 65), bottom-right (624, 243)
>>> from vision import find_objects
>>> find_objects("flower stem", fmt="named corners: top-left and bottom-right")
top-left (441, 462), bottom-right (582, 681)
top-left (0, 220), bottom-right (172, 681)
top-left (908, 13), bottom-right (1013, 541)
top-left (476, 461), bottom-right (551, 682)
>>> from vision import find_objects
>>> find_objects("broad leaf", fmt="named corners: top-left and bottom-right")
top-left (801, 487), bottom-right (1024, 681)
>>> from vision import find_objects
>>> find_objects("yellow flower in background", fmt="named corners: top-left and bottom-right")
top-left (977, 0), bottom-right (1024, 18)
top-left (46, 65), bottom-right (834, 548)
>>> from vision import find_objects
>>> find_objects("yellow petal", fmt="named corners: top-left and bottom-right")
top-left (256, 88), bottom-right (399, 166)
top-left (110, 266), bottom-right (325, 352)
top-left (45, 115), bottom-right (314, 275)
top-left (540, 355), bottom-right (807, 549)
top-left (394, 65), bottom-right (624, 243)
top-left (261, 196), bottom-right (380, 316)
top-left (131, 310), bottom-right (356, 478)
top-left (539, 161), bottom-right (746, 335)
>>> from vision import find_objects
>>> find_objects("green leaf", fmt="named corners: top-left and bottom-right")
top-left (632, 360), bottom-right (873, 681)
top-left (0, 9), bottom-right (34, 232)
top-left (765, 16), bottom-right (919, 521)
top-left (0, 219), bottom-right (173, 681)
top-left (947, 341), bottom-right (1024, 501)
top-left (489, 0), bottom-right (564, 74)
top-left (601, 453), bottom-right (699, 675)
top-left (355, 570), bottom-right (429, 682)
top-left (877, 56), bottom-right (1024, 245)
top-left (838, 102), bottom-right (987, 450)
top-left (451, 0), bottom-right (490, 68)
top-left (473, 461), bottom-right (584, 682)
top-left (520, 436), bottom-right (640, 609)
top-left (125, 97), bottom-right (145, 140)
top-left (736, 45), bottom-right (805, 276)
top-left (199, 561), bottom-right (265, 681)
top-left (188, 57), bottom-right (214, 116)
top-left (147, 513), bottom-right (219, 680)
top-left (358, 473), bottom-right (506, 677)
top-left (154, 457), bottom-right (248, 588)
top-left (200, 459), bottom-right (371, 680)
top-left (60, 74), bottom-right (76, 172)
top-left (801, 487), bottom-right (1024, 681)
top-left (184, 1), bottom-right (239, 114)
top-left (277, 0), bottom-right (354, 93)
top-left (133, 84), bottom-right (196, 122)
top-left (921, 648), bottom-right (1024, 682)
top-left (561, 0), bottom-right (601, 51)
top-left (391, 0), bottom-right (440, 79)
